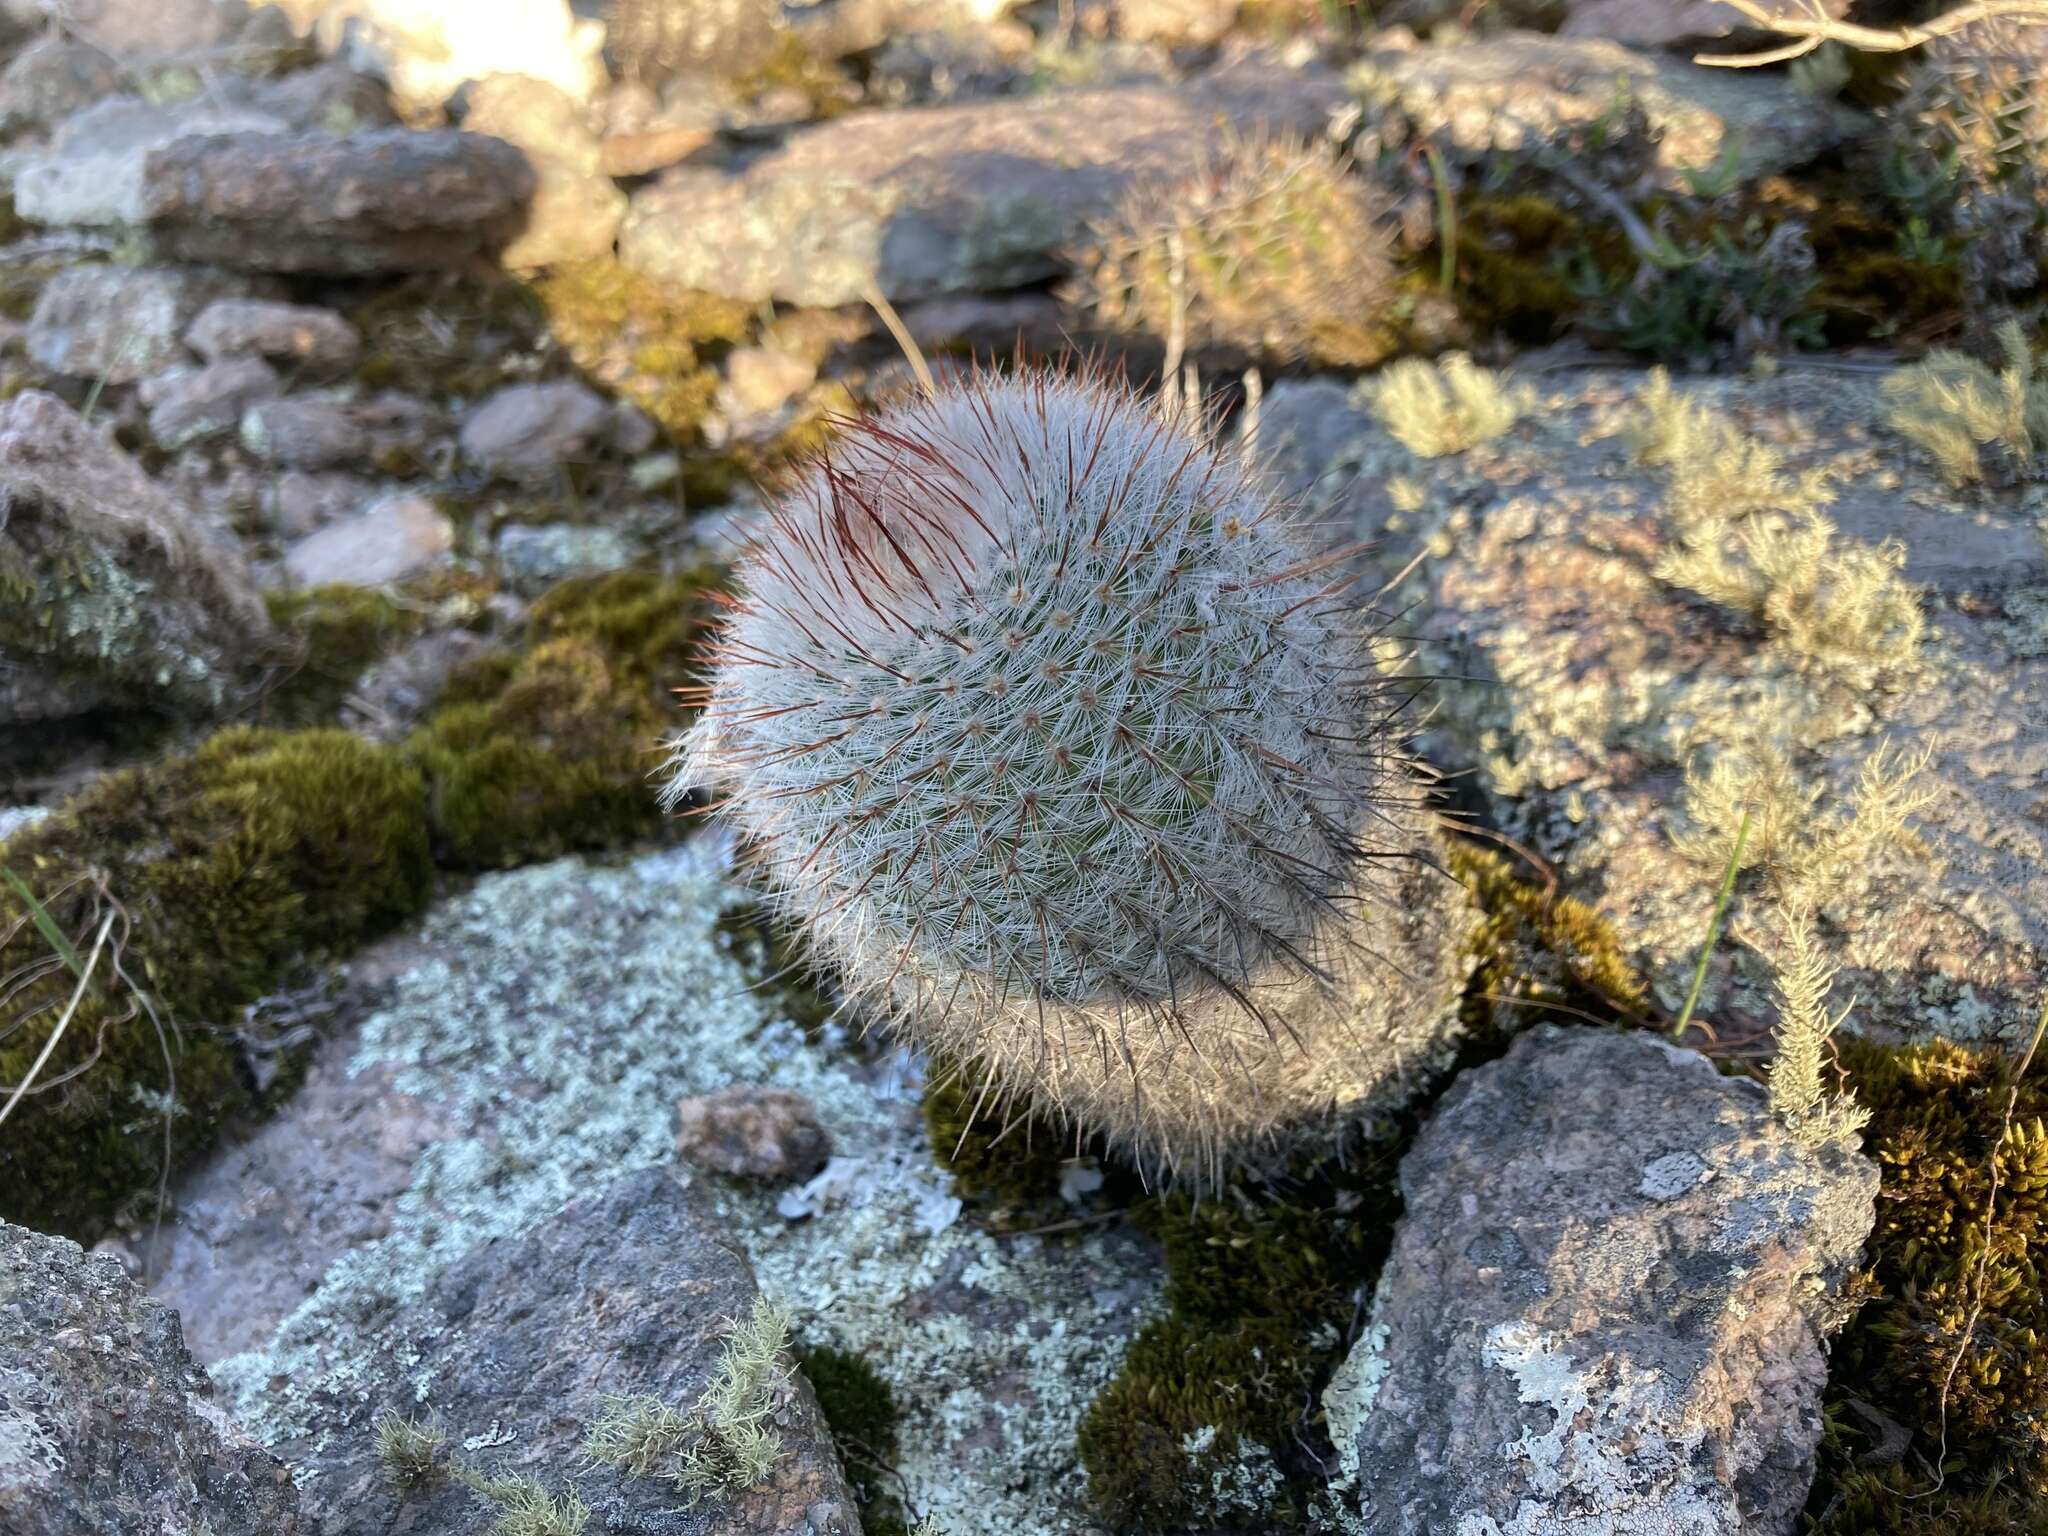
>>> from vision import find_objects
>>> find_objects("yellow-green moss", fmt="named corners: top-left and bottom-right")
top-left (530, 259), bottom-right (754, 443)
top-left (0, 727), bottom-right (431, 1237)
top-left (261, 585), bottom-right (426, 726)
top-left (1806, 1035), bottom-right (2048, 1531)
top-left (348, 272), bottom-right (548, 399)
top-left (1453, 195), bottom-right (1606, 345)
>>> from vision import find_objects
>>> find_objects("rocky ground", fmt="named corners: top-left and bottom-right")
top-left (1, 0), bottom-right (2044, 1533)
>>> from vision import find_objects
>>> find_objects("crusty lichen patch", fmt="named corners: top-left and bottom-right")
top-left (212, 846), bottom-right (1159, 1535)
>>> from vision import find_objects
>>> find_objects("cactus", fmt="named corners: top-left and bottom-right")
top-left (668, 369), bottom-right (1474, 1186)
top-left (605, 0), bottom-right (788, 88)
top-left (1072, 134), bottom-right (1399, 369)
top-left (1890, 16), bottom-right (2048, 304)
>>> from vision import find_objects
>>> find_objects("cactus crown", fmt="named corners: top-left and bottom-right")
top-left (1074, 132), bottom-right (1398, 368)
top-left (672, 370), bottom-right (1418, 1167)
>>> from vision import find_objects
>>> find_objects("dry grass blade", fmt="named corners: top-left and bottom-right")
top-left (1672, 805), bottom-right (1752, 1041)
top-left (1696, 0), bottom-right (2048, 66)
top-left (0, 912), bottom-right (113, 1130)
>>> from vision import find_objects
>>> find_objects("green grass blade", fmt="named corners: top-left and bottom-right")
top-left (1671, 806), bottom-right (1752, 1041)
top-left (2, 865), bottom-right (87, 982)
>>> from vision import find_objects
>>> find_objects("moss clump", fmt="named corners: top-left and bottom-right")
top-left (1807, 1034), bottom-right (2048, 1532)
top-left (347, 272), bottom-right (549, 400)
top-left (405, 568), bottom-right (722, 869)
top-left (1454, 194), bottom-right (1607, 344)
top-left (798, 1344), bottom-right (908, 1535)
top-left (261, 585), bottom-right (426, 726)
top-left (531, 259), bottom-right (754, 443)
top-left (0, 727), bottom-right (432, 1237)
top-left (715, 902), bottom-right (833, 1039)
top-left (1077, 1163), bottom-right (1402, 1530)
top-left (921, 1056), bottom-right (1079, 1210)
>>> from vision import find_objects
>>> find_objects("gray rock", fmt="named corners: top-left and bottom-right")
top-left (282, 491), bottom-right (454, 586)
top-left (347, 626), bottom-right (485, 738)
top-left (1560, 0), bottom-right (1852, 52)
top-left (11, 94), bottom-right (290, 227)
top-left (460, 72), bottom-right (624, 269)
top-left (675, 1085), bottom-right (833, 1184)
top-left (25, 264), bottom-right (243, 383)
top-left (241, 394), bottom-right (369, 468)
top-left (494, 520), bottom-right (641, 593)
top-left (51, 0), bottom-right (237, 57)
top-left (460, 378), bottom-right (611, 479)
top-left (0, 389), bottom-right (276, 722)
top-left (0, 1219), bottom-right (302, 1536)
top-left (262, 469), bottom-right (379, 539)
top-left (0, 37), bottom-right (122, 139)
top-left (620, 55), bottom-right (1348, 305)
top-left (142, 356), bottom-right (282, 448)
top-left (1356, 30), bottom-right (1869, 182)
top-left (1278, 363), bottom-right (2048, 1048)
top-left (186, 297), bottom-right (363, 373)
top-left (0, 804), bottom-right (52, 844)
top-left (273, 1168), bottom-right (858, 1535)
top-left (140, 128), bottom-right (536, 273)
top-left (1113, 0), bottom-right (1240, 45)
top-left (1331, 1026), bottom-right (1878, 1535)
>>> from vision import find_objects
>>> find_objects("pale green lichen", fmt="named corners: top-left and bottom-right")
top-left (211, 846), bottom-right (1158, 1536)
top-left (1368, 354), bottom-right (1533, 459)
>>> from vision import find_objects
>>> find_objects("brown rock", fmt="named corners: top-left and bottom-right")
top-left (675, 1085), bottom-right (833, 1184)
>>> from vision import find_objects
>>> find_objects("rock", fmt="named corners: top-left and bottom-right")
top-left (0, 37), bottom-right (123, 138)
top-left (282, 490), bottom-right (453, 586)
top-left (142, 356), bottom-right (282, 448)
top-left (50, 0), bottom-right (237, 57)
top-left (139, 128), bottom-right (537, 273)
top-left (186, 297), bottom-right (363, 373)
top-left (606, 0), bottom-right (791, 87)
top-left (1113, 0), bottom-right (1240, 45)
top-left (619, 55), bottom-right (1348, 305)
top-left (11, 94), bottom-right (292, 228)
top-left (0, 1220), bottom-right (302, 1536)
top-left (262, 469), bottom-right (378, 539)
top-left (0, 390), bottom-right (276, 723)
top-left (173, 851), bottom-right (1160, 1536)
top-left (1274, 363), bottom-right (2048, 1048)
top-left (276, 0), bottom-right (608, 111)
top-left (675, 1085), bottom-right (833, 1184)
top-left (1357, 31), bottom-right (1868, 182)
top-left (24, 264), bottom-right (243, 383)
top-left (494, 520), bottom-right (642, 593)
top-left (460, 72), bottom-right (624, 268)
top-left (597, 84), bottom-right (721, 176)
top-left (347, 627), bottom-right (484, 739)
top-left (459, 378), bottom-right (611, 480)
top-left (0, 804), bottom-right (51, 844)
top-left (720, 345), bottom-right (819, 419)
top-left (1330, 1026), bottom-right (1878, 1535)
top-left (1560, 0), bottom-right (1853, 51)
top-left (240, 394), bottom-right (368, 468)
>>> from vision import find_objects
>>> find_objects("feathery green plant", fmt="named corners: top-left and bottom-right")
top-left (1881, 319), bottom-right (2048, 487)
top-left (1764, 901), bottom-right (1871, 1149)
top-left (373, 1410), bottom-right (446, 1488)
top-left (1371, 353), bottom-right (1532, 459)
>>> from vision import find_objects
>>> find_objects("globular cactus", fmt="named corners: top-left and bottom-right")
top-left (1890, 17), bottom-right (2048, 303)
top-left (606, 0), bottom-right (789, 88)
top-left (1072, 134), bottom-right (1400, 369)
top-left (668, 369), bottom-right (1475, 1185)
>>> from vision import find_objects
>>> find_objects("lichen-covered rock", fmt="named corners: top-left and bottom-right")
top-left (494, 521), bottom-right (641, 594)
top-left (0, 1220), bottom-right (302, 1536)
top-left (1354, 30), bottom-right (1867, 183)
top-left (0, 36), bottom-right (122, 138)
top-left (459, 378), bottom-right (612, 479)
top-left (1264, 366), bottom-right (2048, 1048)
top-left (460, 71), bottom-right (624, 269)
top-left (186, 297), bottom-right (363, 373)
top-left (0, 389), bottom-right (276, 723)
top-left (676, 1085), bottom-right (833, 1184)
top-left (140, 128), bottom-right (536, 273)
top-left (1331, 1026), bottom-right (1878, 1534)
top-left (283, 491), bottom-right (454, 587)
top-left (25, 264), bottom-right (248, 383)
top-left (619, 55), bottom-right (1347, 305)
top-left (240, 393), bottom-right (371, 469)
top-left (171, 848), bottom-right (1160, 1536)
top-left (267, 1167), bottom-right (857, 1535)
top-left (142, 357), bottom-right (283, 449)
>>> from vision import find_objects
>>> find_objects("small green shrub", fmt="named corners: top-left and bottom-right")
top-left (1881, 319), bottom-right (2048, 486)
top-left (373, 1411), bottom-right (447, 1489)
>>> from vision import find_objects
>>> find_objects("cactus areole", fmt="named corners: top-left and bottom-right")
top-left (669, 370), bottom-right (1470, 1184)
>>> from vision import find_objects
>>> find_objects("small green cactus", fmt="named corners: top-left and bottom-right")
top-left (669, 368), bottom-right (1474, 1186)
top-left (1889, 16), bottom-right (2048, 304)
top-left (1072, 134), bottom-right (1399, 368)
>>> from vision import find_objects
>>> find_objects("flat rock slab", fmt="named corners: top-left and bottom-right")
top-left (268, 1166), bottom-right (858, 1536)
top-left (1330, 1026), bottom-right (1878, 1535)
top-left (1261, 366), bottom-right (2048, 1048)
top-left (0, 1220), bottom-right (301, 1536)
top-left (1357, 30), bottom-right (1868, 182)
top-left (0, 389), bottom-right (276, 724)
top-left (620, 55), bottom-right (1348, 305)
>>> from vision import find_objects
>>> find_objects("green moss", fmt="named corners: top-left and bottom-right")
top-left (348, 272), bottom-right (548, 400)
top-left (405, 568), bottom-right (723, 870)
top-left (714, 903), bottom-right (834, 1039)
top-left (1078, 1160), bottom-right (1403, 1530)
top-left (0, 727), bottom-right (431, 1237)
top-left (798, 1343), bottom-right (907, 1534)
top-left (1453, 195), bottom-right (1605, 344)
top-left (921, 1057), bottom-right (1079, 1210)
top-left (1805, 1035), bottom-right (2048, 1531)
top-left (530, 259), bottom-right (754, 443)
top-left (261, 585), bottom-right (425, 726)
